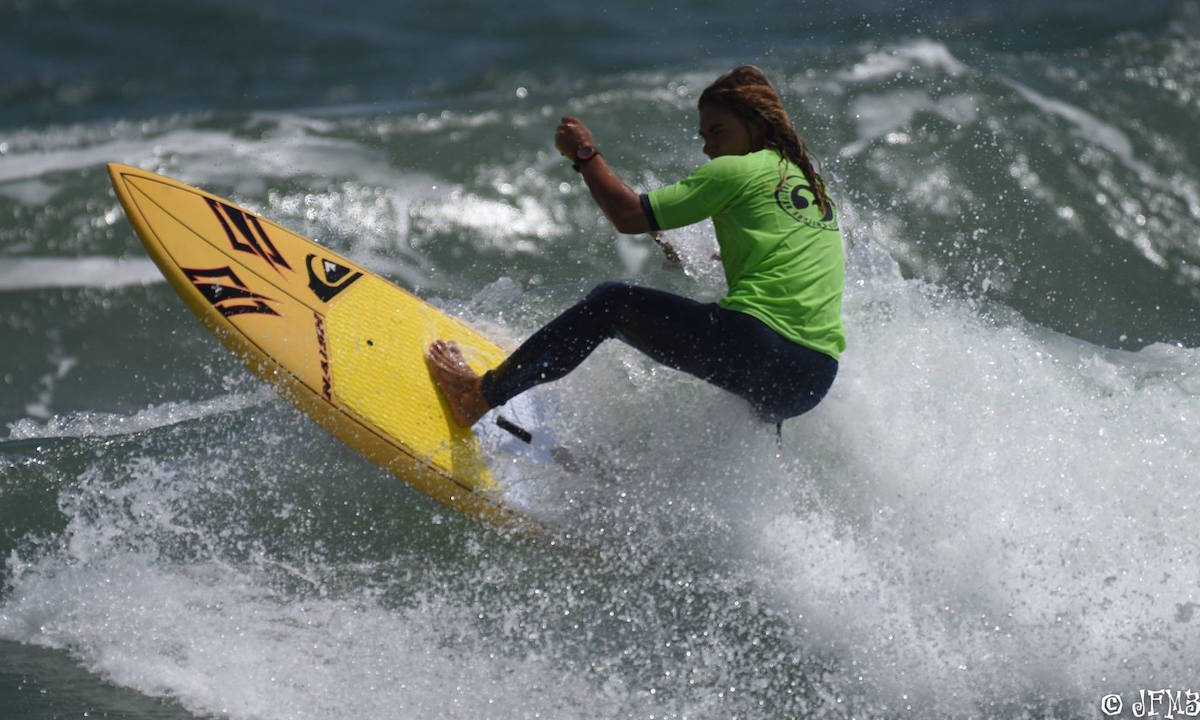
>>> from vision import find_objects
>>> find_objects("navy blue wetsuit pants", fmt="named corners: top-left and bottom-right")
top-left (479, 282), bottom-right (838, 424)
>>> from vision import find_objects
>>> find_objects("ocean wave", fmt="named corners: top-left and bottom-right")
top-left (0, 256), bottom-right (162, 291)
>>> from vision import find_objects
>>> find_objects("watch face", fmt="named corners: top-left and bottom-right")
top-left (576, 145), bottom-right (596, 160)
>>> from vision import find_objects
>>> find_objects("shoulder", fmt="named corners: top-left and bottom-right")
top-left (685, 151), bottom-right (774, 188)
top-left (699, 151), bottom-right (772, 175)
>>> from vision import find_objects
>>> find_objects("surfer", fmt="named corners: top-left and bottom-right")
top-left (427, 65), bottom-right (844, 430)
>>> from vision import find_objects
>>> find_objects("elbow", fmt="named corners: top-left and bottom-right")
top-left (614, 217), bottom-right (648, 234)
top-left (611, 205), bottom-right (651, 235)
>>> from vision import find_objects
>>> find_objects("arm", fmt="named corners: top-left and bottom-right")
top-left (578, 155), bottom-right (653, 234)
top-left (555, 116), bottom-right (651, 235)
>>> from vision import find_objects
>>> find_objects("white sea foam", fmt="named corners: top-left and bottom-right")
top-left (483, 229), bottom-right (1200, 713)
top-left (0, 115), bottom-right (402, 202)
top-left (1001, 80), bottom-right (1188, 271)
top-left (0, 557), bottom-right (612, 719)
top-left (0, 256), bottom-right (162, 291)
top-left (840, 89), bottom-right (979, 158)
top-left (0, 130), bottom-right (229, 186)
top-left (6, 390), bottom-right (271, 441)
top-left (741, 271), bottom-right (1200, 712)
top-left (265, 178), bottom-right (447, 291)
top-left (1005, 80), bottom-right (1141, 170)
top-left (840, 39), bottom-right (968, 83)
top-left (412, 189), bottom-right (564, 253)
top-left (0, 454), bottom-right (614, 720)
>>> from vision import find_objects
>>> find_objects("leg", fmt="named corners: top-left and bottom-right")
top-left (700, 307), bottom-right (839, 422)
top-left (425, 282), bottom-right (838, 428)
top-left (427, 281), bottom-right (710, 428)
top-left (480, 282), bottom-right (724, 408)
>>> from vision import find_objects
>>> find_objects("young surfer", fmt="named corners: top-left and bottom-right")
top-left (426, 65), bottom-right (845, 429)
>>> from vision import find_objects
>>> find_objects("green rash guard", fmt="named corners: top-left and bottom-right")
top-left (643, 149), bottom-right (846, 360)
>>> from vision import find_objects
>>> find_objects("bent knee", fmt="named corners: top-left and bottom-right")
top-left (585, 281), bottom-right (634, 303)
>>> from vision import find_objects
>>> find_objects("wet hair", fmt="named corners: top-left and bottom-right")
top-left (698, 65), bottom-right (831, 216)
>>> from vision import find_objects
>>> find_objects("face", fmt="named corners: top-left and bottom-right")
top-left (698, 103), bottom-right (757, 159)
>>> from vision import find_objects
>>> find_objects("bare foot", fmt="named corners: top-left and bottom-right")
top-left (424, 339), bottom-right (491, 428)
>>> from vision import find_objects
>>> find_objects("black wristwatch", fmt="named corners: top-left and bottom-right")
top-left (572, 145), bottom-right (599, 172)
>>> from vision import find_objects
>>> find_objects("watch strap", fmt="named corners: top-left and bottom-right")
top-left (572, 146), bottom-right (600, 173)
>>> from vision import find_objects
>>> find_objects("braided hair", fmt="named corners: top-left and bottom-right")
top-left (698, 65), bottom-right (831, 216)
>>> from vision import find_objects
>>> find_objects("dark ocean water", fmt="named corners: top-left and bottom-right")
top-left (2, 1), bottom-right (1199, 718)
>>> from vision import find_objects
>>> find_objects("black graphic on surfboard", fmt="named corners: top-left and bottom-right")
top-left (306, 253), bottom-right (363, 302)
top-left (205, 198), bottom-right (292, 275)
top-left (182, 266), bottom-right (280, 318)
top-left (313, 310), bottom-right (333, 401)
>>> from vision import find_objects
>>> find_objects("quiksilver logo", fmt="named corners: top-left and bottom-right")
top-left (306, 254), bottom-right (362, 302)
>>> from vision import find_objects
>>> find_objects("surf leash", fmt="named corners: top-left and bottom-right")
top-left (649, 230), bottom-right (683, 268)
top-left (496, 415), bottom-right (533, 444)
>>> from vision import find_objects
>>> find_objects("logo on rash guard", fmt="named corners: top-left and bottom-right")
top-left (774, 175), bottom-right (837, 231)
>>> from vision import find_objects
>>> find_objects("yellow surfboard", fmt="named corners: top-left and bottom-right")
top-left (108, 163), bottom-right (546, 536)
